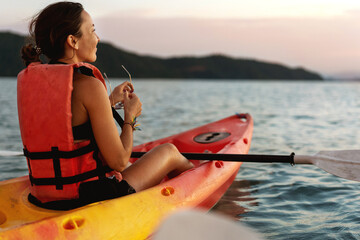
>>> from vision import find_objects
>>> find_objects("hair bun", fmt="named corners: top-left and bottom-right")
top-left (21, 43), bottom-right (40, 66)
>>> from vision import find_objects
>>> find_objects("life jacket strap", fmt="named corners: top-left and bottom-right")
top-left (28, 166), bottom-right (113, 186)
top-left (24, 143), bottom-right (112, 188)
top-left (23, 107), bottom-right (123, 189)
top-left (23, 142), bottom-right (95, 159)
top-left (112, 107), bottom-right (124, 127)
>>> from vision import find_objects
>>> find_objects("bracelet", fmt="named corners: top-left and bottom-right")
top-left (123, 122), bottom-right (134, 130)
top-left (123, 117), bottom-right (141, 131)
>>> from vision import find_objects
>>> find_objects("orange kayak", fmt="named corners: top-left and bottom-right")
top-left (0, 114), bottom-right (253, 239)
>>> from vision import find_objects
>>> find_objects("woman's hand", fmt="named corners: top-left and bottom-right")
top-left (108, 81), bottom-right (134, 106)
top-left (123, 91), bottom-right (142, 121)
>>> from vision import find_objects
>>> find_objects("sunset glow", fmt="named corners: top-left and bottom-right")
top-left (1, 0), bottom-right (359, 77)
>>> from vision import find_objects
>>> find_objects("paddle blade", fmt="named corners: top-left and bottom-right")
top-left (0, 150), bottom-right (23, 157)
top-left (297, 150), bottom-right (360, 182)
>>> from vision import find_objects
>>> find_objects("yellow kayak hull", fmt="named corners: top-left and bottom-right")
top-left (0, 114), bottom-right (253, 239)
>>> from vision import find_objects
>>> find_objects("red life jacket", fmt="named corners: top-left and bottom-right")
top-left (17, 62), bottom-right (113, 203)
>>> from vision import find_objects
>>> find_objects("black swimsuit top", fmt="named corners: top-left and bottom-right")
top-left (73, 121), bottom-right (93, 140)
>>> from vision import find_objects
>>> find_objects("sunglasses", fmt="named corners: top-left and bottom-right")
top-left (104, 65), bottom-right (132, 109)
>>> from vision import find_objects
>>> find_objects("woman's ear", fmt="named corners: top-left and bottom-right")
top-left (66, 35), bottom-right (79, 50)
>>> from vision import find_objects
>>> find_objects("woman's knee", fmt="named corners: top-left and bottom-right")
top-left (162, 143), bottom-right (180, 154)
top-left (155, 143), bottom-right (186, 163)
top-left (164, 143), bottom-right (193, 168)
top-left (154, 143), bottom-right (179, 157)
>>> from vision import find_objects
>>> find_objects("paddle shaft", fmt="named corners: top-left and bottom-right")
top-left (131, 152), bottom-right (295, 164)
top-left (0, 150), bottom-right (298, 165)
top-left (0, 150), bottom-right (295, 163)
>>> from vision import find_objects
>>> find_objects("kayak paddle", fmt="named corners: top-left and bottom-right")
top-left (133, 150), bottom-right (360, 182)
top-left (1, 150), bottom-right (359, 182)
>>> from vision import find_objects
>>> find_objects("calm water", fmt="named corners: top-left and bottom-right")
top-left (1, 78), bottom-right (359, 239)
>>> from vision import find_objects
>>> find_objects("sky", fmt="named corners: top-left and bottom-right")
top-left (1, 0), bottom-right (359, 78)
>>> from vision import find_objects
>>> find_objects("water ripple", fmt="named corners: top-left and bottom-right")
top-left (1, 79), bottom-right (360, 239)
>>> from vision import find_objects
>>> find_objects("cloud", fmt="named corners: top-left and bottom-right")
top-left (345, 8), bottom-right (360, 16)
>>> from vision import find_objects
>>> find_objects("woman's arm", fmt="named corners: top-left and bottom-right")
top-left (74, 75), bottom-right (141, 172)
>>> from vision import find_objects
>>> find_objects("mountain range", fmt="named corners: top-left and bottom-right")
top-left (0, 31), bottom-right (322, 80)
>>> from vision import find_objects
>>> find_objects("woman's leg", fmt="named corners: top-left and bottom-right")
top-left (121, 143), bottom-right (194, 192)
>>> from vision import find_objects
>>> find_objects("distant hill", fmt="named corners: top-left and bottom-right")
top-left (0, 32), bottom-right (323, 80)
top-left (0, 32), bottom-right (26, 76)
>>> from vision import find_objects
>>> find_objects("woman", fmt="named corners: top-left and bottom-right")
top-left (18, 1), bottom-right (193, 210)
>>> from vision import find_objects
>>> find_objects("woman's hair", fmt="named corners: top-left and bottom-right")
top-left (21, 1), bottom-right (84, 66)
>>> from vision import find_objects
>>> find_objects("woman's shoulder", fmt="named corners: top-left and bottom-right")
top-left (73, 74), bottom-right (110, 118)
top-left (73, 72), bottom-right (106, 98)
top-left (73, 72), bottom-right (108, 104)
top-left (73, 71), bottom-right (104, 88)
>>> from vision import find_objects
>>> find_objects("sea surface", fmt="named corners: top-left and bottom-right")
top-left (1, 77), bottom-right (359, 239)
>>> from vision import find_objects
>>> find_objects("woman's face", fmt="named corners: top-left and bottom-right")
top-left (75, 10), bottom-right (100, 63)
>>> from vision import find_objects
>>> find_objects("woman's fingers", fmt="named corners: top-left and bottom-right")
top-left (127, 82), bottom-right (134, 92)
top-left (120, 81), bottom-right (134, 92)
top-left (110, 81), bottom-right (134, 105)
top-left (124, 92), bottom-right (142, 118)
